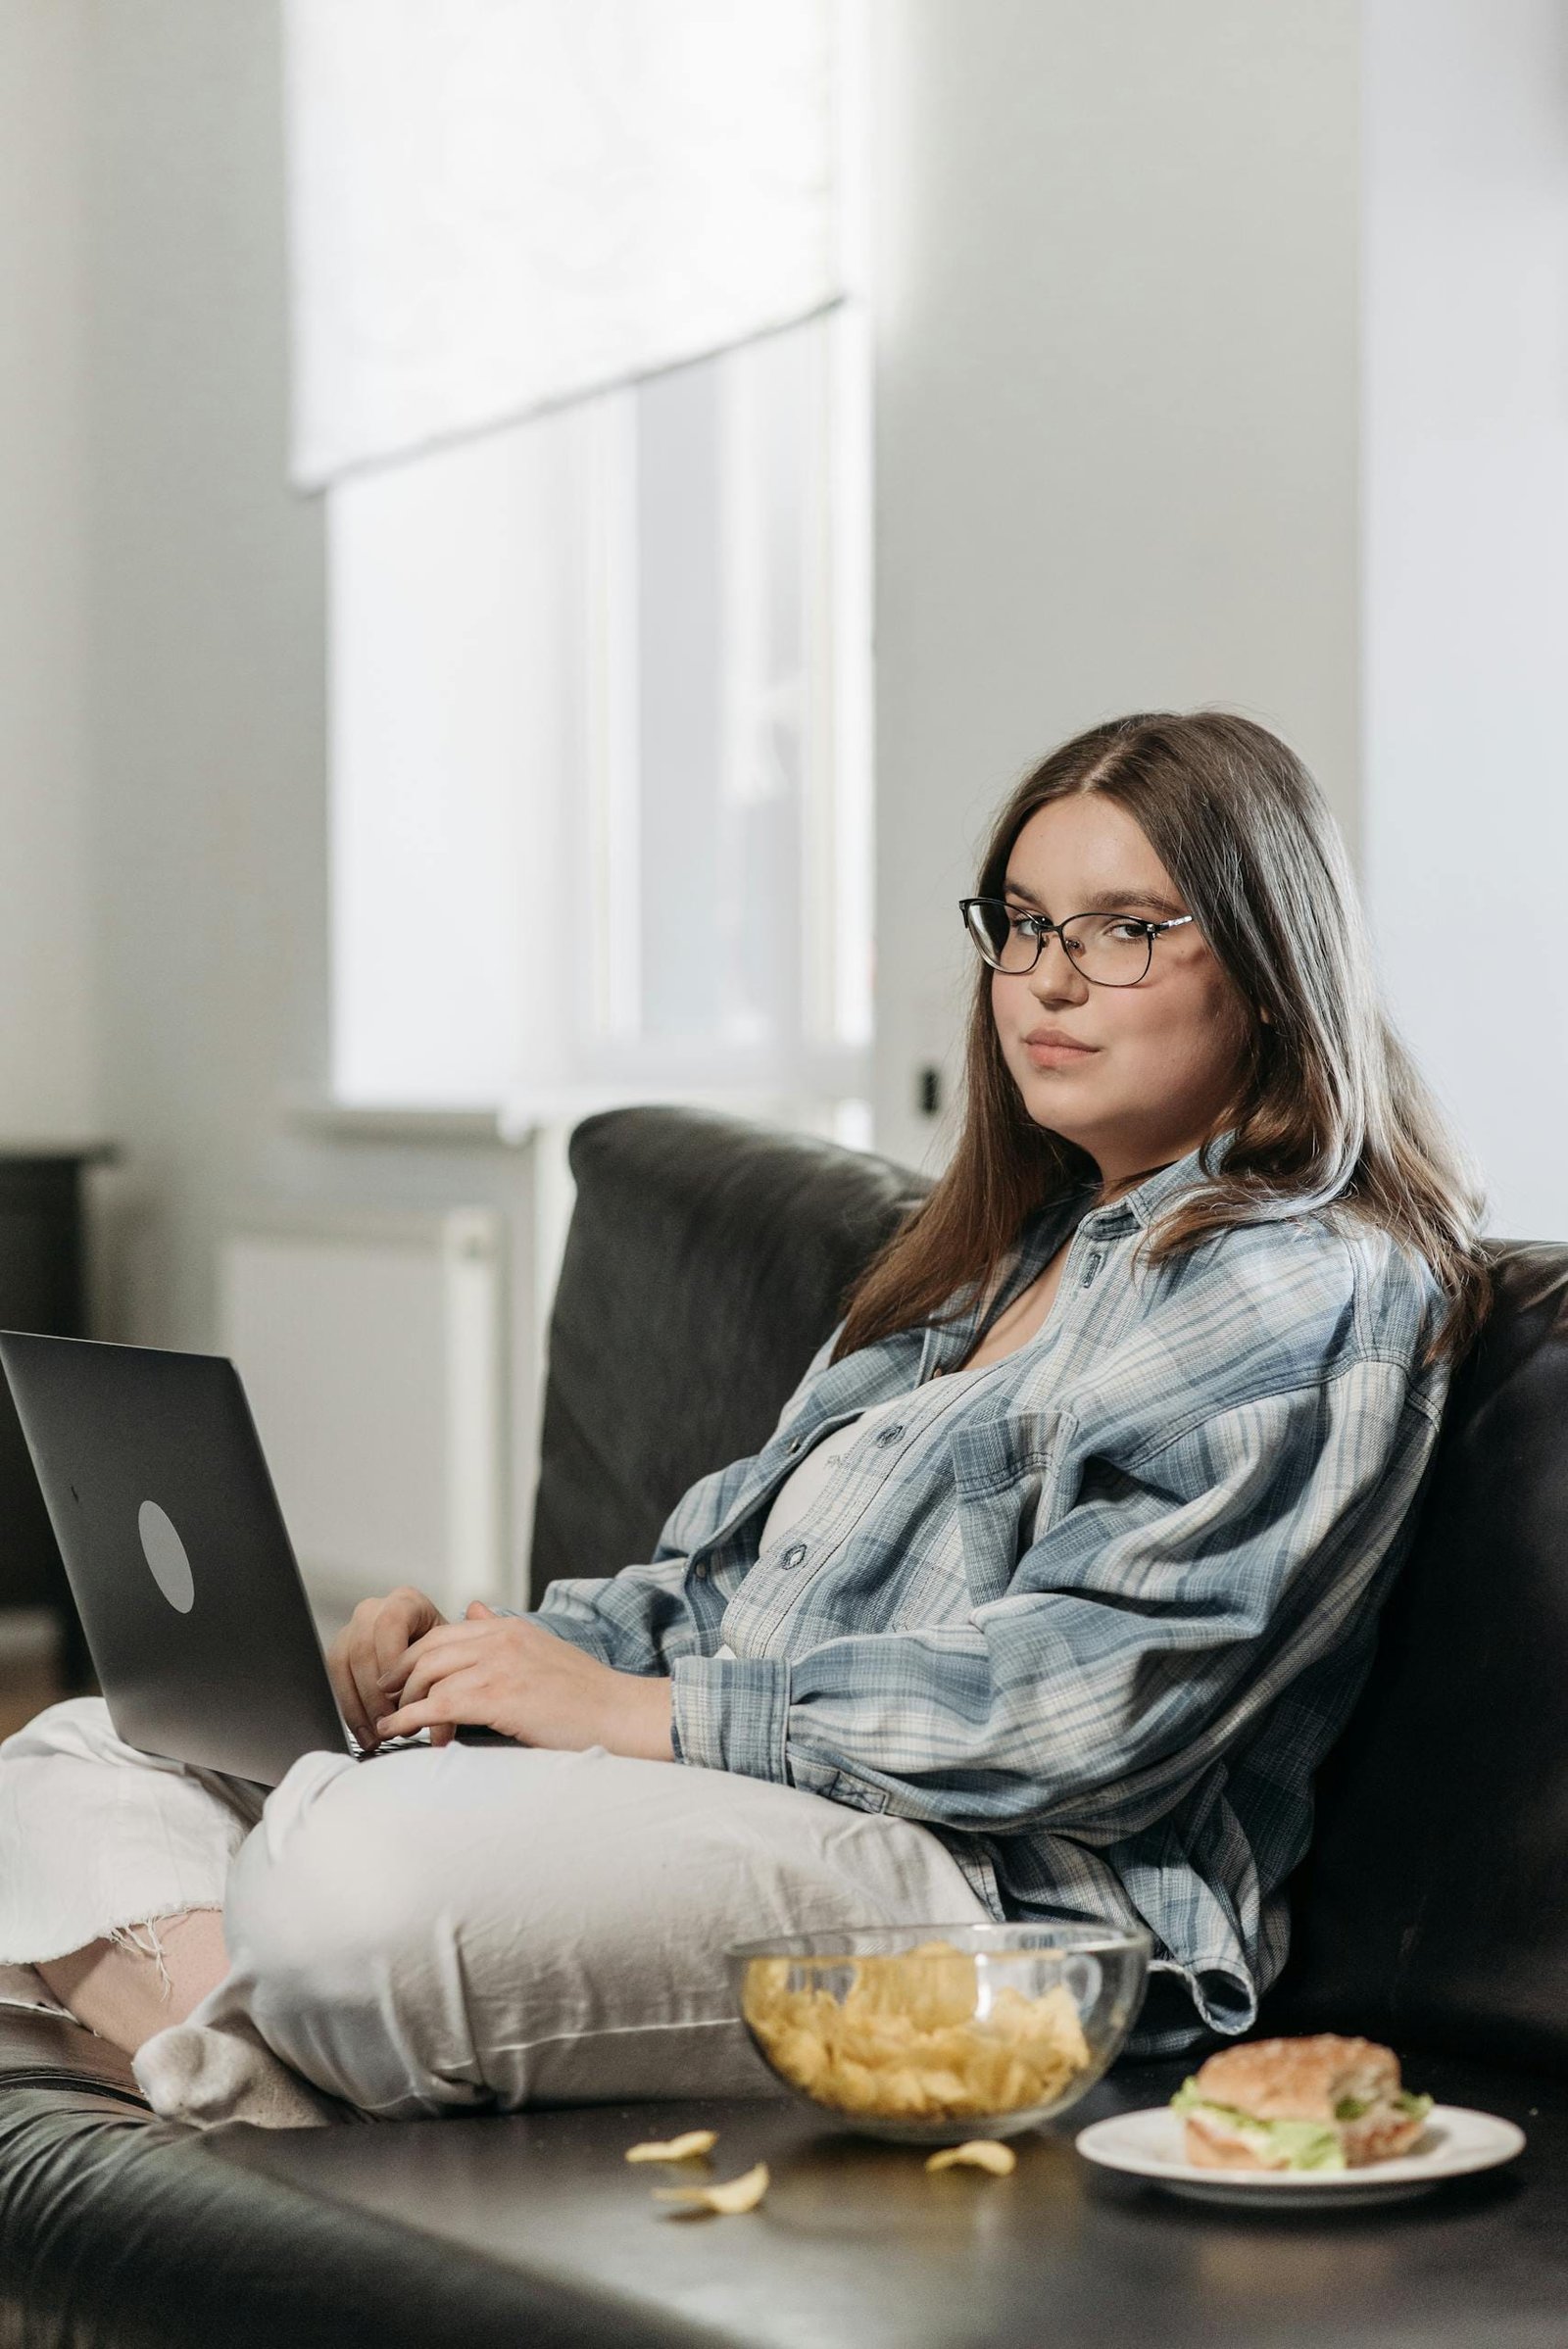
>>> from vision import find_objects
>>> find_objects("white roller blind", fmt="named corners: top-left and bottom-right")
top-left (283, 0), bottom-right (853, 489)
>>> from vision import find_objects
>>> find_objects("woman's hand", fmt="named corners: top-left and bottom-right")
top-left (373, 1602), bottom-right (674, 1762)
top-left (326, 1585), bottom-right (448, 1750)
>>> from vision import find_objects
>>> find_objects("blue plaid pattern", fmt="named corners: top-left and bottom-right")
top-left (530, 1138), bottom-right (1451, 2051)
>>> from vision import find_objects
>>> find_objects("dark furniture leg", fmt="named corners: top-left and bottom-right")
top-left (0, 1151), bottom-right (108, 1692)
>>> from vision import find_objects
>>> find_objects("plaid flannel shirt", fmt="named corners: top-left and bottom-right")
top-left (529, 1138), bottom-right (1451, 2052)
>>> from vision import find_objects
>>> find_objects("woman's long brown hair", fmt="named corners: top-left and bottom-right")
top-left (834, 710), bottom-right (1492, 1372)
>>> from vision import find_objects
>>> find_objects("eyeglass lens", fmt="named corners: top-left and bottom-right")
top-left (963, 902), bottom-right (1152, 986)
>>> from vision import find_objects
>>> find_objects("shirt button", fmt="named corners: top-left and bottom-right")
top-left (785, 1436), bottom-right (804, 1454)
top-left (692, 1562), bottom-right (709, 1580)
top-left (874, 1423), bottom-right (906, 1447)
top-left (778, 1542), bottom-right (808, 1570)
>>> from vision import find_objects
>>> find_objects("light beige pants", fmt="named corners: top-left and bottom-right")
top-left (0, 1697), bottom-right (988, 2123)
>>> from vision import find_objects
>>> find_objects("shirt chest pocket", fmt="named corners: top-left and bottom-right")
top-left (945, 1407), bottom-right (1080, 1611)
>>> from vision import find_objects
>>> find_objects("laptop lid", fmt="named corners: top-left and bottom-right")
top-left (0, 1330), bottom-right (351, 1787)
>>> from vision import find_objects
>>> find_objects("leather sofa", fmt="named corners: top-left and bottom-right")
top-left (3, 1105), bottom-right (1566, 2348)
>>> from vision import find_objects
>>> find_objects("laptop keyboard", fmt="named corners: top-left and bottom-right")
top-left (347, 1729), bottom-right (432, 1760)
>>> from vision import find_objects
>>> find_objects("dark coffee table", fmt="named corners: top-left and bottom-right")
top-left (201, 2049), bottom-right (1562, 2349)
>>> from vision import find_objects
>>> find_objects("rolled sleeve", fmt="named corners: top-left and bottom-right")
top-left (669, 1652), bottom-right (792, 1783)
top-left (527, 1558), bottom-right (703, 1674)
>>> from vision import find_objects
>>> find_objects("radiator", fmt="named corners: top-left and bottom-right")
top-left (218, 1205), bottom-right (507, 1619)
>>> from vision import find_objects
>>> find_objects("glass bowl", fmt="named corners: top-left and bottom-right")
top-left (728, 1921), bottom-right (1151, 2144)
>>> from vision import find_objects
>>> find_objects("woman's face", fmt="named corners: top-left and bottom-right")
top-left (991, 793), bottom-right (1256, 1192)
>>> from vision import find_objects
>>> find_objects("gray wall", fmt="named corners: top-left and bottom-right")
top-left (84, 0), bottom-right (550, 1596)
top-left (1362, 0), bottom-right (1568, 1241)
top-left (870, 0), bottom-right (1362, 1172)
top-left (0, 0), bottom-right (96, 1140)
top-left (88, 0), bottom-right (331, 1347)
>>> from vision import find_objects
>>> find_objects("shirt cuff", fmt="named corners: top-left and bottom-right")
top-left (505, 1606), bottom-right (615, 1665)
top-left (669, 1653), bottom-right (792, 1784)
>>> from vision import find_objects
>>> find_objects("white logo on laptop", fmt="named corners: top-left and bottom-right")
top-left (137, 1500), bottom-right (196, 1613)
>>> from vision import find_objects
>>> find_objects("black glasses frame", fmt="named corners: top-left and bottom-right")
top-left (958, 897), bottom-right (1196, 986)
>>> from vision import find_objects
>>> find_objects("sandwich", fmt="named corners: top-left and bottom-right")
top-left (1170, 2034), bottom-right (1433, 2172)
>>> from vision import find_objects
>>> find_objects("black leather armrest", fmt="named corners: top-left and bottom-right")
top-left (0, 2090), bottom-right (703, 2349)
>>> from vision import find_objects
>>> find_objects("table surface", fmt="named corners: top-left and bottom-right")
top-left (205, 2049), bottom-right (1568, 2349)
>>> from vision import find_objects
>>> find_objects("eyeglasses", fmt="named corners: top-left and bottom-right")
top-left (959, 898), bottom-right (1196, 986)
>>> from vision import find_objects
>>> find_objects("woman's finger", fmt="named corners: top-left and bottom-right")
top-left (380, 1618), bottom-right (490, 1699)
top-left (348, 1620), bottom-right (397, 1746)
top-left (394, 1625), bottom-right (501, 1711)
top-left (372, 1588), bottom-right (442, 1680)
top-left (340, 1605), bottom-right (398, 1748)
top-left (375, 1665), bottom-right (486, 1741)
top-left (328, 1626), bottom-right (378, 1750)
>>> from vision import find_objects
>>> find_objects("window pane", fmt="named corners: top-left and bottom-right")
top-left (631, 331), bottom-right (809, 1049)
top-left (326, 308), bottom-right (870, 1112)
top-left (327, 414), bottom-right (587, 1107)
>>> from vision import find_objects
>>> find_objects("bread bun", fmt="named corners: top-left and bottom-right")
top-left (1174, 2033), bottom-right (1431, 2171)
top-left (1191, 2033), bottom-right (1397, 2122)
top-left (1183, 2114), bottom-right (1285, 2171)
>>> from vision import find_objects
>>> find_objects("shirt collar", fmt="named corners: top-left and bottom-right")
top-left (916, 1126), bottom-right (1236, 1377)
top-left (1075, 1123), bottom-right (1237, 1235)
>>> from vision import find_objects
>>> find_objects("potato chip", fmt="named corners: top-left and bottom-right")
top-left (769, 2024), bottom-right (832, 2094)
top-left (844, 1942), bottom-right (978, 2030)
top-left (925, 2140), bottom-right (1017, 2176)
top-left (654, 2162), bottom-right (769, 2216)
top-left (624, 2129), bottom-right (717, 2164)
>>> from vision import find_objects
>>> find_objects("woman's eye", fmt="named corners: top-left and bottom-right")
top-left (1106, 920), bottom-right (1147, 942)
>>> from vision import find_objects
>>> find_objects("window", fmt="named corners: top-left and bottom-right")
top-left (326, 309), bottom-right (869, 1138)
top-left (293, 0), bottom-right (874, 1141)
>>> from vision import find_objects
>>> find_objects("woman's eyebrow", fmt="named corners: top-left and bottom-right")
top-left (1001, 877), bottom-right (1189, 919)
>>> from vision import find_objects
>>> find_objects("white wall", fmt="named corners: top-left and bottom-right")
top-left (1362, 0), bottom-right (1568, 1241)
top-left (0, 0), bottom-right (96, 1140)
top-left (83, 0), bottom-right (553, 1602)
top-left (870, 0), bottom-right (1362, 1172)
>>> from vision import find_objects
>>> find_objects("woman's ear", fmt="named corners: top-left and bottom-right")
top-left (1257, 1004), bottom-right (1273, 1026)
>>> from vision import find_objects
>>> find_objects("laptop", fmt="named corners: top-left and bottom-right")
top-left (0, 1328), bottom-right (461, 1788)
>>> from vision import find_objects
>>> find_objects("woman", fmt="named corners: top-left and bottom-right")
top-left (0, 710), bottom-right (1489, 2128)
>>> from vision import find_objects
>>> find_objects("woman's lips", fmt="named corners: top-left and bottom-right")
top-left (1023, 1038), bottom-right (1099, 1066)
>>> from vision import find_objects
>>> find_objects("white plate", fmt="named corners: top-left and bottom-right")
top-left (1075, 2104), bottom-right (1526, 2208)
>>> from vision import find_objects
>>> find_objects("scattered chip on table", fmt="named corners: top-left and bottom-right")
top-left (654, 2162), bottom-right (770, 2217)
top-left (624, 2129), bottom-right (718, 2164)
top-left (925, 2139), bottom-right (1017, 2176)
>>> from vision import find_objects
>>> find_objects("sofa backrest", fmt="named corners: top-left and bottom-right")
top-left (1263, 1238), bottom-right (1568, 2073)
top-left (533, 1107), bottom-right (1568, 2072)
top-left (528, 1106), bottom-right (928, 1605)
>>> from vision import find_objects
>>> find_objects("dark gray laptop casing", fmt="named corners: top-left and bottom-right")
top-left (0, 1330), bottom-right (350, 1786)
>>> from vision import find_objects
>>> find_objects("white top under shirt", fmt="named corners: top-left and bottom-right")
top-left (711, 1373), bottom-right (988, 1661)
top-left (756, 1389), bottom-right (912, 1553)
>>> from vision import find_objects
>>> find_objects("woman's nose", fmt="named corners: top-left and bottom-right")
top-left (1026, 933), bottom-right (1091, 1002)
